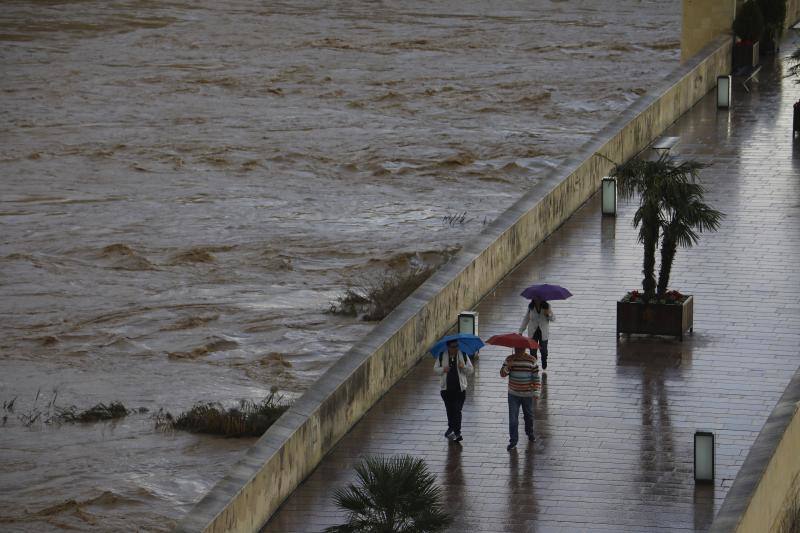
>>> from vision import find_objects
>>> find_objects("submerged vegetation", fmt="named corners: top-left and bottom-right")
top-left (55, 402), bottom-right (133, 423)
top-left (154, 391), bottom-right (290, 438)
top-left (330, 267), bottom-right (435, 321)
top-left (2, 390), bottom-right (138, 427)
top-left (3, 388), bottom-right (288, 439)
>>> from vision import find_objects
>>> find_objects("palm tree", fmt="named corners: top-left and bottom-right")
top-left (325, 455), bottom-right (452, 533)
top-left (656, 182), bottom-right (724, 297)
top-left (612, 154), bottom-right (708, 301)
top-left (756, 0), bottom-right (787, 51)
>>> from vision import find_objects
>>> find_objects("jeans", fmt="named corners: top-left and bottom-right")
top-left (441, 389), bottom-right (466, 434)
top-left (508, 393), bottom-right (534, 445)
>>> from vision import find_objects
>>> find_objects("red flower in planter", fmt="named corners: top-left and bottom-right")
top-left (663, 290), bottom-right (684, 303)
top-left (629, 290), bottom-right (640, 302)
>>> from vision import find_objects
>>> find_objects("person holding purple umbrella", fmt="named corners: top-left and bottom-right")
top-left (518, 298), bottom-right (554, 369)
top-left (519, 283), bottom-right (571, 370)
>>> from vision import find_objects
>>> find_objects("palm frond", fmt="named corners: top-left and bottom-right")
top-left (328, 455), bottom-right (452, 533)
top-left (786, 46), bottom-right (800, 82)
top-left (613, 153), bottom-right (722, 297)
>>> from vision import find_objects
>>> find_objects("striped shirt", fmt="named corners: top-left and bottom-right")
top-left (500, 353), bottom-right (541, 398)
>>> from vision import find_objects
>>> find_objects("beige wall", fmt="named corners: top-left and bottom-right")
top-left (788, 0), bottom-right (800, 29)
top-left (681, 0), bottom-right (800, 63)
top-left (734, 402), bottom-right (800, 533)
top-left (681, 0), bottom-right (736, 62)
top-left (175, 37), bottom-right (733, 533)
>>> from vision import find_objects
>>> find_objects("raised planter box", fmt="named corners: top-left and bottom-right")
top-left (616, 295), bottom-right (693, 341)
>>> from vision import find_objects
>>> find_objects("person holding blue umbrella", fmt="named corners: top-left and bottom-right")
top-left (431, 334), bottom-right (479, 442)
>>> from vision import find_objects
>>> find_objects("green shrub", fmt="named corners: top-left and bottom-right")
top-left (756, 0), bottom-right (786, 41)
top-left (733, 1), bottom-right (765, 42)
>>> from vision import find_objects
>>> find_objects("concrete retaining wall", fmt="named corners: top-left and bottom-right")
top-left (175, 36), bottom-right (733, 533)
top-left (709, 370), bottom-right (800, 533)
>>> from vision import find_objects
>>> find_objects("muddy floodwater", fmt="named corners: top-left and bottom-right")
top-left (0, 1), bottom-right (679, 530)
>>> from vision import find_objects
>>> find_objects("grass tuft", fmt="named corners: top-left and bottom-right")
top-left (154, 392), bottom-right (290, 438)
top-left (330, 267), bottom-right (434, 321)
top-left (329, 288), bottom-right (370, 317)
top-left (3, 392), bottom-right (138, 426)
top-left (55, 402), bottom-right (130, 423)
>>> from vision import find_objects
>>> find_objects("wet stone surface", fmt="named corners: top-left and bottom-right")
top-left (264, 42), bottom-right (800, 533)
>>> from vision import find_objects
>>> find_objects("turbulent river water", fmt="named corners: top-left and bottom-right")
top-left (1, 1), bottom-right (680, 530)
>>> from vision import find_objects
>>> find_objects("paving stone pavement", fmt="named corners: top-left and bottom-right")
top-left (264, 45), bottom-right (800, 532)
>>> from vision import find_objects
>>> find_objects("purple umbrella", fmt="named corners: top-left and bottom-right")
top-left (520, 283), bottom-right (572, 301)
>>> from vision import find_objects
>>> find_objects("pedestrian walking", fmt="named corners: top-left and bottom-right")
top-left (500, 346), bottom-right (541, 450)
top-left (434, 339), bottom-right (474, 442)
top-left (518, 298), bottom-right (554, 369)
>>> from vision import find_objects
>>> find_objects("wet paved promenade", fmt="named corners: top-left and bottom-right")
top-left (265, 48), bottom-right (800, 532)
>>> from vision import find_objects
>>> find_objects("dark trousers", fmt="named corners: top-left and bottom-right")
top-left (531, 328), bottom-right (547, 369)
top-left (532, 338), bottom-right (549, 367)
top-left (441, 389), bottom-right (466, 434)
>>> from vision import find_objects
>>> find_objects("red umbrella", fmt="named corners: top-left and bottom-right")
top-left (486, 333), bottom-right (539, 350)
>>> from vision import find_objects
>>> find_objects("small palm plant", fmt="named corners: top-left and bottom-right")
top-left (732, 0), bottom-right (765, 43)
top-left (756, 0), bottom-right (787, 50)
top-left (612, 153), bottom-right (724, 302)
top-left (788, 46), bottom-right (800, 82)
top-left (325, 455), bottom-right (452, 533)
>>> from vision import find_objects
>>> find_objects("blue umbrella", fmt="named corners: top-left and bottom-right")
top-left (520, 283), bottom-right (572, 301)
top-left (429, 333), bottom-right (484, 358)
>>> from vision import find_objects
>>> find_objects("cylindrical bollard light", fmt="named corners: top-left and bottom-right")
top-left (717, 75), bottom-right (731, 109)
top-left (458, 311), bottom-right (478, 336)
top-left (601, 177), bottom-right (616, 216)
top-left (694, 431), bottom-right (715, 483)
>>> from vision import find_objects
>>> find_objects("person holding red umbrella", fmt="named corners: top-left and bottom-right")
top-left (488, 333), bottom-right (541, 451)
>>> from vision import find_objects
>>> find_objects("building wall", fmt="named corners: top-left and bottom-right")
top-left (788, 0), bottom-right (800, 29)
top-left (681, 0), bottom-right (800, 63)
top-left (681, 0), bottom-right (736, 62)
top-left (175, 37), bottom-right (733, 533)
